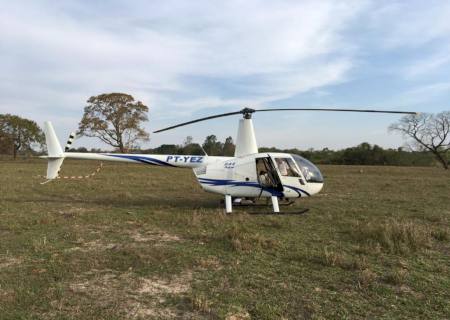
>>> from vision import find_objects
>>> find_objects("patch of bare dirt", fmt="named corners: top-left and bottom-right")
top-left (197, 256), bottom-right (222, 270)
top-left (66, 228), bottom-right (182, 254)
top-left (65, 239), bottom-right (118, 253)
top-left (55, 206), bottom-right (95, 218)
top-left (130, 303), bottom-right (178, 319)
top-left (0, 256), bottom-right (22, 269)
top-left (129, 230), bottom-right (181, 243)
top-left (137, 271), bottom-right (192, 296)
top-left (67, 269), bottom-right (194, 319)
top-left (225, 309), bottom-right (251, 320)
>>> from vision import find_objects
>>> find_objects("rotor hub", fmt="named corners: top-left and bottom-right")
top-left (241, 107), bottom-right (255, 119)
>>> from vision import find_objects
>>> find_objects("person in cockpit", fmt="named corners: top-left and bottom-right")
top-left (259, 170), bottom-right (270, 186)
top-left (276, 158), bottom-right (289, 176)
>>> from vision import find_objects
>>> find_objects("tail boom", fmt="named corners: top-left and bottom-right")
top-left (63, 153), bottom-right (229, 168)
top-left (42, 121), bottom-right (230, 180)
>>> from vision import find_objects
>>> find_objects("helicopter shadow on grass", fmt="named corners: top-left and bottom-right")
top-left (235, 207), bottom-right (310, 216)
top-left (27, 185), bottom-right (310, 214)
top-left (26, 186), bottom-right (223, 210)
top-left (217, 198), bottom-right (310, 216)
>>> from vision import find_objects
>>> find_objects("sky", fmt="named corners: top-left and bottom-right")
top-left (1, 0), bottom-right (450, 151)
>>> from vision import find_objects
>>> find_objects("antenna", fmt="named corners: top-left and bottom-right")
top-left (199, 144), bottom-right (208, 156)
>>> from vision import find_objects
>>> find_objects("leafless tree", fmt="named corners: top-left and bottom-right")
top-left (389, 111), bottom-right (449, 169)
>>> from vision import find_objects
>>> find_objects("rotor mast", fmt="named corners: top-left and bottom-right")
top-left (234, 108), bottom-right (258, 157)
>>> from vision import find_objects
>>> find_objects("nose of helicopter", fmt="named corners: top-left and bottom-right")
top-left (307, 182), bottom-right (324, 196)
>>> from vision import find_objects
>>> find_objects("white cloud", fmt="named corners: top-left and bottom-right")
top-left (367, 2), bottom-right (450, 80)
top-left (384, 82), bottom-right (450, 108)
top-left (0, 0), bottom-right (365, 119)
top-left (403, 46), bottom-right (450, 78)
top-left (1, 0), bottom-right (449, 150)
top-left (368, 1), bottom-right (450, 49)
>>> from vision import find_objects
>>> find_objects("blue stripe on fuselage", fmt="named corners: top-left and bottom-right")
top-left (107, 154), bottom-right (176, 167)
top-left (197, 178), bottom-right (310, 197)
top-left (283, 184), bottom-right (310, 197)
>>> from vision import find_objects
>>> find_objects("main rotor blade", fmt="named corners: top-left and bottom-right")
top-left (153, 110), bottom-right (243, 133)
top-left (153, 107), bottom-right (418, 133)
top-left (255, 108), bottom-right (418, 115)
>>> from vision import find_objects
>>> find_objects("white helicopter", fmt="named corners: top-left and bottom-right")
top-left (42, 107), bottom-right (416, 213)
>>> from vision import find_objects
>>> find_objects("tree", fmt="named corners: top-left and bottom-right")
top-left (183, 136), bottom-right (194, 146)
top-left (0, 114), bottom-right (44, 159)
top-left (181, 136), bottom-right (204, 155)
top-left (202, 135), bottom-right (223, 156)
top-left (222, 136), bottom-right (235, 156)
top-left (0, 130), bottom-right (14, 155)
top-left (389, 112), bottom-right (449, 169)
top-left (153, 144), bottom-right (181, 154)
top-left (78, 93), bottom-right (149, 153)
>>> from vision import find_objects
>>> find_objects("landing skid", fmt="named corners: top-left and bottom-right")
top-left (247, 208), bottom-right (309, 215)
top-left (220, 197), bottom-right (304, 214)
top-left (219, 198), bottom-right (295, 207)
top-left (234, 198), bottom-right (295, 207)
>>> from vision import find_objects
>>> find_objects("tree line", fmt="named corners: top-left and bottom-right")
top-left (260, 143), bottom-right (435, 167)
top-left (1, 93), bottom-right (449, 168)
top-left (66, 134), bottom-right (236, 156)
top-left (66, 141), bottom-right (434, 167)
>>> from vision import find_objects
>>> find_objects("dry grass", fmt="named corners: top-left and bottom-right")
top-left (319, 247), bottom-right (369, 271)
top-left (384, 268), bottom-right (409, 286)
top-left (358, 268), bottom-right (378, 288)
top-left (0, 160), bottom-right (449, 319)
top-left (190, 293), bottom-right (211, 314)
top-left (431, 228), bottom-right (449, 241)
top-left (351, 219), bottom-right (433, 254)
top-left (224, 223), bottom-right (279, 252)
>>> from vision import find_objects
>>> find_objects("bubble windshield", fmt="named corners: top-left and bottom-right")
top-left (291, 154), bottom-right (324, 183)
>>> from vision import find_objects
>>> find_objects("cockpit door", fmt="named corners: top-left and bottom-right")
top-left (255, 157), bottom-right (283, 192)
top-left (269, 155), bottom-right (305, 197)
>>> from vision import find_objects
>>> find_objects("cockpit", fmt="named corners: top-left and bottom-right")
top-left (255, 153), bottom-right (324, 197)
top-left (290, 154), bottom-right (324, 183)
top-left (270, 154), bottom-right (324, 183)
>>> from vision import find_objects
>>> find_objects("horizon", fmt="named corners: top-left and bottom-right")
top-left (1, 1), bottom-right (449, 150)
top-left (65, 138), bottom-right (414, 153)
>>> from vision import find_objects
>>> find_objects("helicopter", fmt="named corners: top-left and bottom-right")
top-left (42, 107), bottom-right (416, 213)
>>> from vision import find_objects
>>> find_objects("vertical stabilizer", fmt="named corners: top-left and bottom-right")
top-left (46, 158), bottom-right (64, 179)
top-left (234, 118), bottom-right (258, 157)
top-left (44, 121), bottom-right (64, 157)
top-left (43, 121), bottom-right (64, 179)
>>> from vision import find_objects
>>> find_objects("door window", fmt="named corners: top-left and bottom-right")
top-left (274, 158), bottom-right (301, 177)
top-left (256, 157), bottom-right (283, 190)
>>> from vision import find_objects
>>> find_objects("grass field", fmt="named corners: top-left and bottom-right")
top-left (0, 159), bottom-right (449, 319)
